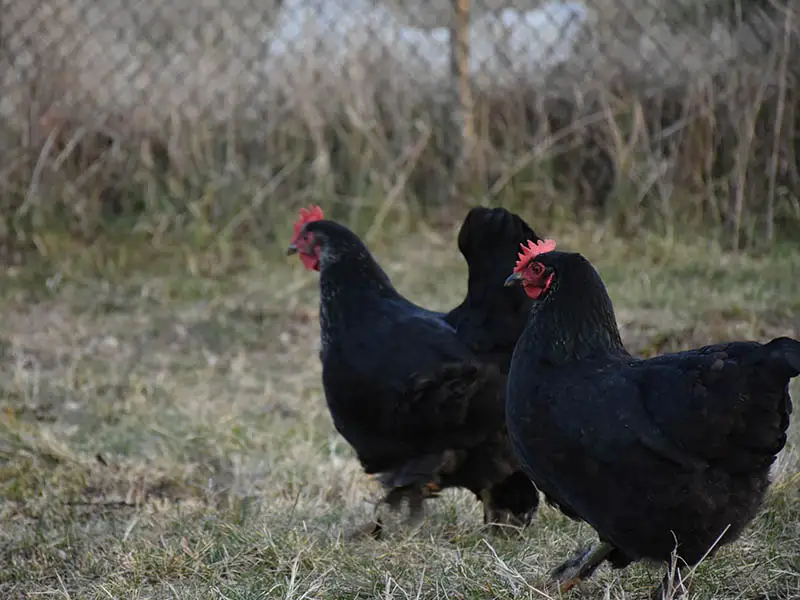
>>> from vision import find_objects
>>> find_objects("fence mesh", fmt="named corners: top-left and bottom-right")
top-left (0, 0), bottom-right (798, 247)
top-left (0, 1), bottom-right (788, 133)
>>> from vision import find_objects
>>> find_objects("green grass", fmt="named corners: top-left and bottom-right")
top-left (1, 219), bottom-right (799, 599)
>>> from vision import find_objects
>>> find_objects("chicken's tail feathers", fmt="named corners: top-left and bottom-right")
top-left (457, 207), bottom-right (539, 265)
top-left (763, 336), bottom-right (800, 378)
top-left (733, 336), bottom-right (798, 464)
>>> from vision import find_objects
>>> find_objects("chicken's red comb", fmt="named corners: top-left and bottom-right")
top-left (291, 205), bottom-right (324, 241)
top-left (514, 239), bottom-right (557, 273)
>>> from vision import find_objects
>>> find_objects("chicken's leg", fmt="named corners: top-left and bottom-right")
top-left (651, 557), bottom-right (688, 600)
top-left (405, 488), bottom-right (424, 526)
top-left (550, 541), bottom-right (615, 592)
top-left (350, 482), bottom-right (434, 540)
top-left (346, 486), bottom-right (401, 540)
top-left (480, 489), bottom-right (495, 525)
top-left (382, 485), bottom-right (429, 530)
top-left (479, 488), bottom-right (521, 535)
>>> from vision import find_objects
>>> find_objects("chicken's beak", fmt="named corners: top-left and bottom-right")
top-left (286, 243), bottom-right (298, 256)
top-left (504, 272), bottom-right (522, 287)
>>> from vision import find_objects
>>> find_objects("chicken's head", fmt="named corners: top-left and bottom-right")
top-left (288, 207), bottom-right (369, 272)
top-left (287, 205), bottom-right (325, 271)
top-left (504, 239), bottom-right (557, 299)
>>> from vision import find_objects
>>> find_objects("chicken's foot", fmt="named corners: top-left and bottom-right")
top-left (550, 541), bottom-right (615, 592)
top-left (345, 518), bottom-right (384, 541)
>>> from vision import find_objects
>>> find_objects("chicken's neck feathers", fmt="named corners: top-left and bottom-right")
top-left (318, 250), bottom-right (400, 353)
top-left (517, 264), bottom-right (628, 366)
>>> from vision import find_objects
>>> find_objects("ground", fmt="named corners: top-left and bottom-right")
top-left (1, 220), bottom-right (799, 599)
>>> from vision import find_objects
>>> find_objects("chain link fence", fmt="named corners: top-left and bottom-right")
top-left (1, 1), bottom-right (784, 128)
top-left (0, 0), bottom-right (797, 246)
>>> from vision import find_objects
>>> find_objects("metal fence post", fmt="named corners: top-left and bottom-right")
top-left (450, 0), bottom-right (475, 182)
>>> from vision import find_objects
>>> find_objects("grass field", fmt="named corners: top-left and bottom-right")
top-left (1, 218), bottom-right (799, 599)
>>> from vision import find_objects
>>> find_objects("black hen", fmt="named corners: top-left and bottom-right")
top-left (504, 239), bottom-right (797, 594)
top-left (288, 207), bottom-right (539, 531)
top-left (443, 207), bottom-right (540, 373)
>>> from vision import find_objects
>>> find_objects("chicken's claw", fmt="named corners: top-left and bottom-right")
top-left (550, 542), bottom-right (615, 593)
top-left (423, 481), bottom-right (442, 497)
top-left (559, 576), bottom-right (582, 593)
top-left (344, 518), bottom-right (383, 541)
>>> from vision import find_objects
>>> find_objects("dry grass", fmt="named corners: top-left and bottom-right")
top-left (1, 220), bottom-right (798, 599)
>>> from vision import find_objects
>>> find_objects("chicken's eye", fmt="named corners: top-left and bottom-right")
top-left (302, 231), bottom-right (316, 247)
top-left (530, 262), bottom-right (544, 276)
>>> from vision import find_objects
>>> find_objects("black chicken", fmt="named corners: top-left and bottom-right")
top-left (287, 206), bottom-right (540, 532)
top-left (504, 239), bottom-right (798, 595)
